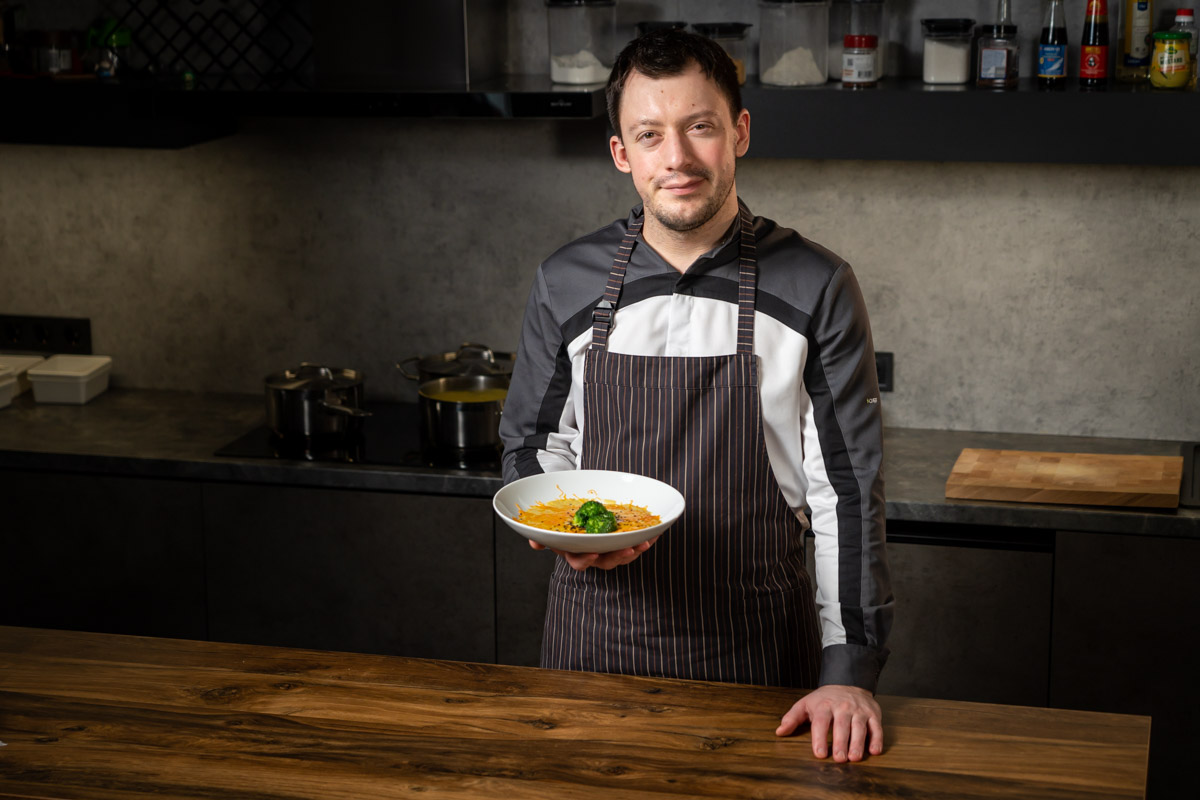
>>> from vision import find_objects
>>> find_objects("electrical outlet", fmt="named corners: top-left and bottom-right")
top-left (875, 351), bottom-right (894, 392)
top-left (0, 315), bottom-right (92, 355)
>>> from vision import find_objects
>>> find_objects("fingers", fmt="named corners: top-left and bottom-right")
top-left (809, 705), bottom-right (833, 759)
top-left (549, 538), bottom-right (660, 572)
top-left (528, 539), bottom-right (545, 550)
top-left (775, 698), bottom-right (810, 737)
top-left (846, 713), bottom-right (868, 762)
top-left (867, 713), bottom-right (884, 756)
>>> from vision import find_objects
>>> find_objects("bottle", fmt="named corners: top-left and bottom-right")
top-left (1038, 0), bottom-right (1069, 89)
top-left (1080, 0), bottom-right (1111, 88)
top-left (1117, 0), bottom-right (1154, 81)
top-left (1170, 8), bottom-right (1198, 90)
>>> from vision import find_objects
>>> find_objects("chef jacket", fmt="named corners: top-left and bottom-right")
top-left (499, 203), bottom-right (893, 691)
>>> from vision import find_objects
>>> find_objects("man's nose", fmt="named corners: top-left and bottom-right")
top-left (660, 130), bottom-right (694, 169)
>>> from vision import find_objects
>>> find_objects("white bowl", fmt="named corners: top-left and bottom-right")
top-left (493, 469), bottom-right (685, 554)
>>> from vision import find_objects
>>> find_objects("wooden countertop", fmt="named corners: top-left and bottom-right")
top-left (0, 626), bottom-right (1149, 800)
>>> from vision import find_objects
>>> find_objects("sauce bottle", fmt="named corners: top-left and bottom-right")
top-left (1116, 0), bottom-right (1154, 82)
top-left (1170, 8), bottom-right (1198, 90)
top-left (1080, 0), bottom-right (1111, 88)
top-left (1037, 0), bottom-right (1069, 89)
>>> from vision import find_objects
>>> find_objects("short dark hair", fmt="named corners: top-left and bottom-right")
top-left (606, 29), bottom-right (743, 139)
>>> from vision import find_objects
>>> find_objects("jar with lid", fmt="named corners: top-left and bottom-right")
top-left (976, 23), bottom-right (1019, 89)
top-left (758, 1), bottom-right (829, 86)
top-left (1149, 31), bottom-right (1191, 88)
top-left (692, 22), bottom-right (752, 85)
top-left (636, 20), bottom-right (688, 38)
top-left (841, 33), bottom-right (877, 87)
top-left (921, 18), bottom-right (975, 84)
top-left (546, 0), bottom-right (615, 85)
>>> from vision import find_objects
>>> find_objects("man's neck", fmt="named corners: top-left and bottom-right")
top-left (642, 198), bottom-right (740, 274)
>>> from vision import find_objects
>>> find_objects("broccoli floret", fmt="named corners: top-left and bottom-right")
top-left (572, 500), bottom-right (607, 528)
top-left (583, 510), bottom-right (617, 533)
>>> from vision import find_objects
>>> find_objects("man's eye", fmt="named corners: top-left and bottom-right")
top-left (692, 123), bottom-right (711, 132)
top-left (637, 131), bottom-right (658, 143)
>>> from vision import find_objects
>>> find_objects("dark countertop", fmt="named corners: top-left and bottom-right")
top-left (0, 388), bottom-right (1195, 538)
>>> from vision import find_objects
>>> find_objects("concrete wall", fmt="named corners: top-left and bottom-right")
top-left (1, 116), bottom-right (1196, 442)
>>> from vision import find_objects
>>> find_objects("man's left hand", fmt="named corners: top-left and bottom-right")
top-left (775, 684), bottom-right (883, 762)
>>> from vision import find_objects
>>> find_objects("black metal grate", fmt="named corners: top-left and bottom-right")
top-left (99, 0), bottom-right (313, 90)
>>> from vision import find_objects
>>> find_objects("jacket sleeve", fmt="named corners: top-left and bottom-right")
top-left (802, 262), bottom-right (894, 693)
top-left (499, 265), bottom-right (579, 484)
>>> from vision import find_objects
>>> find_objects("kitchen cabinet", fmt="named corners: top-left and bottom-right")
top-left (203, 483), bottom-right (495, 663)
top-left (1050, 530), bottom-right (1200, 799)
top-left (494, 515), bottom-right (555, 667)
top-left (0, 469), bottom-right (207, 640)
top-left (807, 520), bottom-right (1054, 706)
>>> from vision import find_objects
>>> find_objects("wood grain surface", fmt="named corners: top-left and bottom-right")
top-left (945, 448), bottom-right (1183, 508)
top-left (0, 626), bottom-right (1149, 800)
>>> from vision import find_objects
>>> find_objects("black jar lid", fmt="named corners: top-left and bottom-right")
top-left (692, 22), bottom-right (753, 39)
top-left (637, 20), bottom-right (688, 36)
top-left (921, 18), bottom-right (977, 36)
top-left (546, 0), bottom-right (614, 6)
top-left (978, 23), bottom-right (1018, 39)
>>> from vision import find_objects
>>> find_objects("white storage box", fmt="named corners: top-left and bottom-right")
top-left (27, 355), bottom-right (113, 404)
top-left (0, 354), bottom-right (46, 395)
top-left (0, 366), bottom-right (14, 409)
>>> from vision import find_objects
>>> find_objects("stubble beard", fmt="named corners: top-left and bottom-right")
top-left (646, 165), bottom-right (736, 234)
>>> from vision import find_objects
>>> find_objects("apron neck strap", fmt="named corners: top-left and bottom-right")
top-left (591, 203), bottom-right (758, 354)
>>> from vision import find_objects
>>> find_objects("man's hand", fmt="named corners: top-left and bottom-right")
top-left (528, 536), bottom-right (659, 571)
top-left (776, 684), bottom-right (883, 763)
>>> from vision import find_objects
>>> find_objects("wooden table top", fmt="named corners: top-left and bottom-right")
top-left (0, 626), bottom-right (1149, 800)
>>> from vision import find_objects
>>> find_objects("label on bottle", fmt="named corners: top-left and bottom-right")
top-left (1124, 1), bottom-right (1153, 65)
top-left (842, 51), bottom-right (877, 83)
top-left (1038, 44), bottom-right (1068, 77)
top-left (1081, 44), bottom-right (1110, 77)
top-left (1086, 0), bottom-right (1109, 18)
top-left (979, 47), bottom-right (1009, 79)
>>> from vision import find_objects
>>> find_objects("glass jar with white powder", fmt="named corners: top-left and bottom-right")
top-left (920, 18), bottom-right (975, 84)
top-left (759, 1), bottom-right (830, 86)
top-left (546, 0), bottom-right (615, 85)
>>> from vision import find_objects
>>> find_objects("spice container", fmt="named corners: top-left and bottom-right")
top-left (841, 33), bottom-right (877, 87)
top-left (27, 355), bottom-right (112, 405)
top-left (546, 0), bottom-right (615, 85)
top-left (1149, 31), bottom-right (1191, 88)
top-left (693, 22), bottom-right (753, 85)
top-left (976, 23), bottom-right (1019, 89)
top-left (921, 18), bottom-right (975, 84)
top-left (757, 1), bottom-right (829, 86)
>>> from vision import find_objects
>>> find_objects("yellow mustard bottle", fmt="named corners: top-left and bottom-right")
top-left (1149, 31), bottom-right (1190, 88)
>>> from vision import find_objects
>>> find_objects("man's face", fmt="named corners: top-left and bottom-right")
top-left (610, 63), bottom-right (750, 235)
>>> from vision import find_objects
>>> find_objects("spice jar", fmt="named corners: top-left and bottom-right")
top-left (842, 34), bottom-right (877, 87)
top-left (1149, 31), bottom-right (1191, 89)
top-left (693, 22), bottom-right (753, 85)
top-left (976, 23), bottom-right (1019, 89)
top-left (758, 1), bottom-right (829, 86)
top-left (921, 18), bottom-right (975, 84)
top-left (546, 0), bottom-right (615, 85)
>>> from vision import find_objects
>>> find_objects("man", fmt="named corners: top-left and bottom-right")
top-left (499, 29), bottom-right (893, 764)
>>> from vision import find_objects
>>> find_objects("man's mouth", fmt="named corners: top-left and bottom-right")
top-left (658, 177), bottom-right (705, 196)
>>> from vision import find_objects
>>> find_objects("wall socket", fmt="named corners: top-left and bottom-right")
top-left (0, 315), bottom-right (92, 355)
top-left (875, 351), bottom-right (894, 392)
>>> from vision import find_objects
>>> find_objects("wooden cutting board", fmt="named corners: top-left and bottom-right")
top-left (945, 448), bottom-right (1183, 508)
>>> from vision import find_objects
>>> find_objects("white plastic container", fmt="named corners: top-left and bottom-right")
top-left (27, 355), bottom-right (113, 404)
top-left (0, 354), bottom-right (47, 395)
top-left (759, 1), bottom-right (830, 86)
top-left (0, 366), bottom-right (15, 409)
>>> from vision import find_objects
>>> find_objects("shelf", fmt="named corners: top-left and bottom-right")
top-left (4, 74), bottom-right (1199, 164)
top-left (742, 77), bottom-right (1200, 165)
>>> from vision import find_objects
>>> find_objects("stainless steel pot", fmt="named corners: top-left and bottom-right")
top-left (418, 374), bottom-right (507, 455)
top-left (265, 364), bottom-right (372, 439)
top-left (397, 343), bottom-right (516, 383)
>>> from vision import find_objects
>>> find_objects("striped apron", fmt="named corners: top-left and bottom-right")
top-left (541, 203), bottom-right (823, 689)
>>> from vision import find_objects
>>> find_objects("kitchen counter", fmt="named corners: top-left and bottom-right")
top-left (0, 387), bottom-right (1195, 537)
top-left (0, 625), bottom-right (1150, 800)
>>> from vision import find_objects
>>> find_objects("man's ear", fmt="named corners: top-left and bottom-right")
top-left (610, 134), bottom-right (632, 174)
top-left (735, 108), bottom-right (751, 158)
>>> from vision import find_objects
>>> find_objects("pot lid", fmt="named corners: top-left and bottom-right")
top-left (266, 363), bottom-right (364, 391)
top-left (418, 344), bottom-right (515, 377)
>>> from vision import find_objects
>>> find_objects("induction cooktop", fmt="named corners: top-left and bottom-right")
top-left (213, 401), bottom-right (501, 471)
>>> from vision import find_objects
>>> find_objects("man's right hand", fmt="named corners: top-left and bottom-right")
top-left (528, 536), bottom-right (659, 571)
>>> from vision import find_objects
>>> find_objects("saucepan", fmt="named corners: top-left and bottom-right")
top-left (265, 363), bottom-right (372, 439)
top-left (418, 374), bottom-right (508, 456)
top-left (397, 343), bottom-right (516, 384)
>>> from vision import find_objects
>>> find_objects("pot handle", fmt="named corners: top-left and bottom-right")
top-left (395, 357), bottom-right (421, 381)
top-left (319, 400), bottom-right (373, 418)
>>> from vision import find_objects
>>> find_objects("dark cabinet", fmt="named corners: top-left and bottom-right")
top-left (0, 469), bottom-right (207, 640)
top-left (1051, 531), bottom-right (1199, 799)
top-left (203, 483), bottom-right (495, 663)
top-left (494, 517), bottom-right (554, 667)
